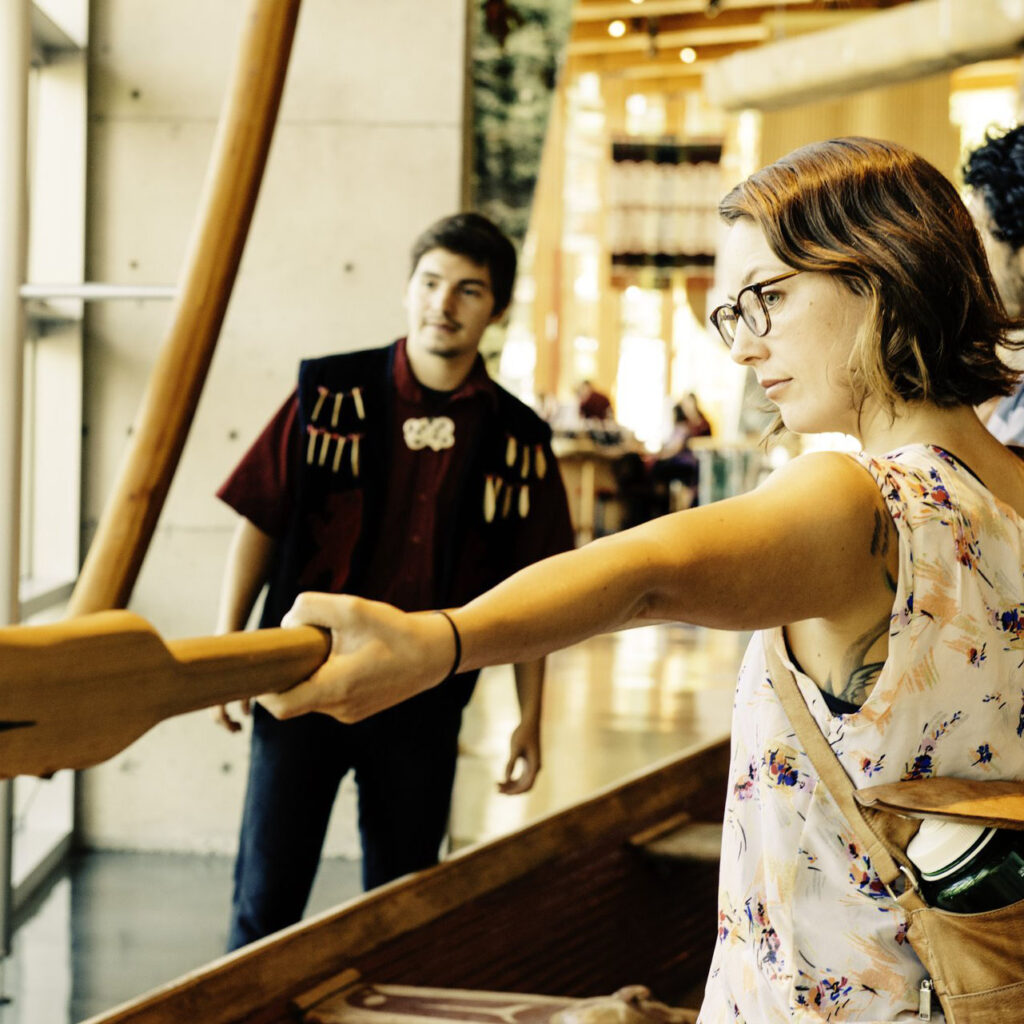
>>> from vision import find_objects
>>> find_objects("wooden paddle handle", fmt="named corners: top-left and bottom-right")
top-left (164, 625), bottom-right (332, 715)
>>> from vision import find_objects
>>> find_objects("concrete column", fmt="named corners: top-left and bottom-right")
top-left (0, 0), bottom-right (30, 962)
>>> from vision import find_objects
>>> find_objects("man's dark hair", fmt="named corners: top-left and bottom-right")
top-left (963, 125), bottom-right (1024, 250)
top-left (409, 212), bottom-right (518, 316)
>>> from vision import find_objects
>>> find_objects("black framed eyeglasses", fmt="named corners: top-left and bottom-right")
top-left (709, 270), bottom-right (801, 348)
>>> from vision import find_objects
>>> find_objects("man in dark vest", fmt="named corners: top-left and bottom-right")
top-left (214, 212), bottom-right (574, 950)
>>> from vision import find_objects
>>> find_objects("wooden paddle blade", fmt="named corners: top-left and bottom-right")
top-left (0, 615), bottom-right (332, 779)
top-left (0, 611), bottom-right (178, 779)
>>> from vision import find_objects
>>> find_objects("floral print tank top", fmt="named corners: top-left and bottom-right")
top-left (698, 445), bottom-right (1024, 1023)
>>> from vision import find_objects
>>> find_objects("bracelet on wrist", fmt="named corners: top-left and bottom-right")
top-left (435, 610), bottom-right (462, 682)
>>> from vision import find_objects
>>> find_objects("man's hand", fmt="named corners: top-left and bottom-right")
top-left (499, 721), bottom-right (540, 794)
top-left (500, 658), bottom-right (544, 794)
top-left (212, 518), bottom-right (276, 732)
top-left (210, 699), bottom-right (252, 732)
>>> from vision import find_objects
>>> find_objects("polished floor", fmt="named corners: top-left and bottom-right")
top-left (0, 623), bottom-right (745, 1024)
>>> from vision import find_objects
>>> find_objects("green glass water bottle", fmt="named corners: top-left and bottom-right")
top-left (907, 819), bottom-right (1024, 913)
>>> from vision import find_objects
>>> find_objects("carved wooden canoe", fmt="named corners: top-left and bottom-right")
top-left (81, 737), bottom-right (729, 1024)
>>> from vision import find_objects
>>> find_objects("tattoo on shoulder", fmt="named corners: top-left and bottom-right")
top-left (870, 509), bottom-right (898, 595)
top-left (870, 509), bottom-right (891, 558)
top-left (837, 661), bottom-right (884, 706)
top-left (828, 614), bottom-right (890, 706)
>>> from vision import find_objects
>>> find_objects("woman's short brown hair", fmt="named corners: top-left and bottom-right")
top-left (719, 136), bottom-right (1023, 414)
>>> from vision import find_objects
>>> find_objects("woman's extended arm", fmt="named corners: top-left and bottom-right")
top-left (260, 452), bottom-right (892, 723)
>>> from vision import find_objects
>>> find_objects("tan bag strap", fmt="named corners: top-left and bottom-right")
top-left (855, 779), bottom-right (1024, 830)
top-left (763, 628), bottom-right (908, 887)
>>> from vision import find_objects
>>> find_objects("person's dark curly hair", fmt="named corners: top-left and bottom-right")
top-left (963, 125), bottom-right (1024, 250)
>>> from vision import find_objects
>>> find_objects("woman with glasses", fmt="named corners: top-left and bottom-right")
top-left (259, 138), bottom-right (1024, 1022)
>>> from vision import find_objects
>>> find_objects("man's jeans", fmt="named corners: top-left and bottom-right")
top-left (227, 691), bottom-right (467, 951)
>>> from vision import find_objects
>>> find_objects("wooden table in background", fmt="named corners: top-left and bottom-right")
top-left (552, 435), bottom-right (643, 544)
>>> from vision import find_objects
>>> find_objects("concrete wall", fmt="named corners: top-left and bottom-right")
top-left (80, 0), bottom-right (467, 853)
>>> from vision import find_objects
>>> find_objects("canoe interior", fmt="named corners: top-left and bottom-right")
top-left (83, 737), bottom-right (730, 1024)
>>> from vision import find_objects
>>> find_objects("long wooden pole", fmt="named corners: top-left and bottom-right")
top-left (69, 0), bottom-right (303, 616)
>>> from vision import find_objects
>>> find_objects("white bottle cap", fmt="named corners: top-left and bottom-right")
top-left (907, 818), bottom-right (996, 880)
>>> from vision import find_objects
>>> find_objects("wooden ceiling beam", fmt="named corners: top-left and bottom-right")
top-left (571, 6), bottom-right (773, 42)
top-left (567, 41), bottom-right (757, 76)
top-left (567, 22), bottom-right (769, 56)
top-left (606, 67), bottom-right (704, 85)
top-left (571, 71), bottom-right (706, 95)
top-left (565, 55), bottom-right (704, 85)
top-left (567, 5), bottom-right (897, 55)
top-left (571, 0), bottom-right (815, 22)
